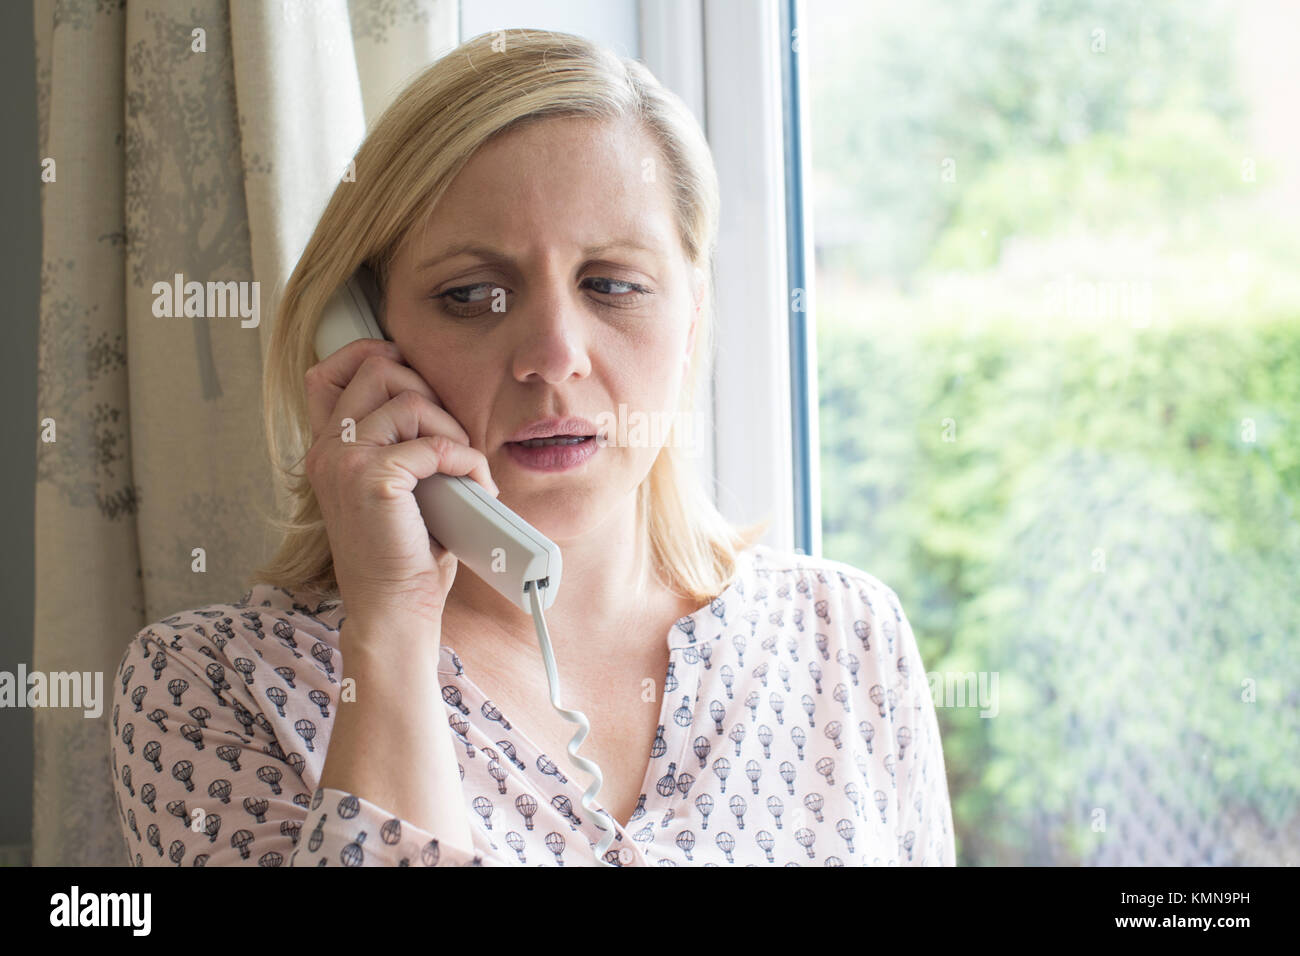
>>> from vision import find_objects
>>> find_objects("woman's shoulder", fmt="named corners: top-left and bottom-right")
top-left (741, 542), bottom-right (905, 607)
top-left (117, 583), bottom-right (346, 672)
top-left (731, 543), bottom-right (918, 656)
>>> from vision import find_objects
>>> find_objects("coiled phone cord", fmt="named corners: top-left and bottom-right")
top-left (526, 579), bottom-right (619, 867)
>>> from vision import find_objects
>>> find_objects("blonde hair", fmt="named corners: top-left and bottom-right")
top-left (249, 28), bottom-right (770, 607)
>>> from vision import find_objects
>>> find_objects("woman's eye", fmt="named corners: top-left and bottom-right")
top-left (434, 278), bottom-right (651, 316)
top-left (585, 277), bottom-right (648, 298)
top-left (441, 283), bottom-right (498, 305)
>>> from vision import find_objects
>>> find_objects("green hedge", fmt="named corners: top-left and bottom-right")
top-left (818, 310), bottom-right (1300, 864)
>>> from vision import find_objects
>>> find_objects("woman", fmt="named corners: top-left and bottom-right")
top-left (109, 29), bottom-right (955, 867)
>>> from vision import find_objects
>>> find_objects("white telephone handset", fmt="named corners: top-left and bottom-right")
top-left (314, 267), bottom-right (562, 614)
top-left (313, 265), bottom-right (617, 866)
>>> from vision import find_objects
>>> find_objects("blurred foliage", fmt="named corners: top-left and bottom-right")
top-left (810, 0), bottom-right (1246, 283)
top-left (809, 0), bottom-right (1299, 864)
top-left (818, 311), bottom-right (1300, 864)
top-left (928, 108), bottom-right (1264, 270)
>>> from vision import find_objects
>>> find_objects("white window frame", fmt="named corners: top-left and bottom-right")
top-left (641, 0), bottom-right (797, 553)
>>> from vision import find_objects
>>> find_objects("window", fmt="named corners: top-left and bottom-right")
top-left (806, 0), bottom-right (1300, 865)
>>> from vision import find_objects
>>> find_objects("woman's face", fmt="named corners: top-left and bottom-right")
top-left (383, 115), bottom-right (703, 541)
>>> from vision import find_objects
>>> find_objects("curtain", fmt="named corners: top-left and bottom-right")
top-left (33, 0), bottom-right (458, 867)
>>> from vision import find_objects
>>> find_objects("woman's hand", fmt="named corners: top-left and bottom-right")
top-left (303, 338), bottom-right (499, 628)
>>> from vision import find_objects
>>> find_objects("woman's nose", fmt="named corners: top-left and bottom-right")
top-left (509, 285), bottom-right (593, 384)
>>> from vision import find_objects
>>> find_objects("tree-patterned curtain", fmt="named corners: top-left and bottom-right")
top-left (33, 0), bottom-right (457, 866)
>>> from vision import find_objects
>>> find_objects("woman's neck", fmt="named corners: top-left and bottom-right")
top-left (438, 495), bottom-right (668, 656)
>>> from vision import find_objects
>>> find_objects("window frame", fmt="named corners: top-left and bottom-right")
top-left (644, 0), bottom-right (816, 554)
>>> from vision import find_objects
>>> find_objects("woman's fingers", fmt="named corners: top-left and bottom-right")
top-left (350, 391), bottom-right (499, 496)
top-left (305, 339), bottom-right (469, 449)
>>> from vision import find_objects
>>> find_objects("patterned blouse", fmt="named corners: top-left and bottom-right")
top-left (108, 543), bottom-right (956, 866)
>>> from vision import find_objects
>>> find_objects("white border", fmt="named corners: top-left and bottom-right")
top-left (698, 0), bottom-right (794, 550)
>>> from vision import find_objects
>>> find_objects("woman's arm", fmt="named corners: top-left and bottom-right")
top-left (887, 589), bottom-right (957, 866)
top-left (313, 613), bottom-right (480, 861)
top-left (108, 617), bottom-right (504, 866)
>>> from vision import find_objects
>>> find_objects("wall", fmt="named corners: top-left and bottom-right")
top-left (0, 0), bottom-right (38, 866)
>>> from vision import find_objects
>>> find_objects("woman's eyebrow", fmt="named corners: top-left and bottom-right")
top-left (415, 239), bottom-right (661, 272)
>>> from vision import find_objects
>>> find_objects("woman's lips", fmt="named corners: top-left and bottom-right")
top-left (505, 435), bottom-right (599, 472)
